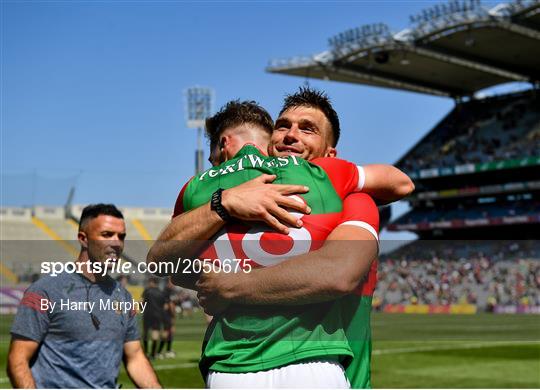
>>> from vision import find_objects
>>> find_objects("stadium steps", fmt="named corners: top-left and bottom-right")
top-left (121, 220), bottom-right (150, 264)
top-left (122, 219), bottom-right (168, 264)
top-left (40, 218), bottom-right (79, 241)
top-left (31, 217), bottom-right (79, 257)
top-left (130, 219), bottom-right (153, 243)
top-left (1, 219), bottom-right (53, 240)
top-left (0, 261), bottom-right (19, 285)
top-left (136, 220), bottom-right (168, 240)
top-left (1, 219), bottom-right (79, 276)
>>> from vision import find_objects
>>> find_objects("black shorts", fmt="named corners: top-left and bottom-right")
top-left (143, 315), bottom-right (162, 331)
top-left (162, 314), bottom-right (173, 329)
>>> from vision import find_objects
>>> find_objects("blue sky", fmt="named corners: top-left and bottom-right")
top-left (2, 0), bottom-right (505, 225)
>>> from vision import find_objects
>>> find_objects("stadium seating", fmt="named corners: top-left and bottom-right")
top-left (0, 206), bottom-right (171, 284)
top-left (378, 240), bottom-right (540, 309)
top-left (399, 92), bottom-right (540, 173)
top-left (392, 200), bottom-right (540, 226)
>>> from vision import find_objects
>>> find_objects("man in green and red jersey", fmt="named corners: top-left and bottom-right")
top-left (198, 89), bottom-right (391, 388)
top-left (148, 89), bottom-right (413, 388)
top-left (173, 140), bottom-right (375, 387)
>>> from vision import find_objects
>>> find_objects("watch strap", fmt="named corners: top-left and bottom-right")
top-left (211, 188), bottom-right (232, 222)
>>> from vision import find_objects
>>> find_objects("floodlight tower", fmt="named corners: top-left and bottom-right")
top-left (185, 87), bottom-right (214, 174)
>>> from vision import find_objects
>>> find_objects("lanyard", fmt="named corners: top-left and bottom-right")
top-left (84, 282), bottom-right (101, 330)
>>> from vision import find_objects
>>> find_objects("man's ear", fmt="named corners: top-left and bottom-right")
top-left (78, 231), bottom-right (88, 249)
top-left (219, 135), bottom-right (229, 149)
top-left (325, 146), bottom-right (337, 158)
top-left (220, 135), bottom-right (232, 161)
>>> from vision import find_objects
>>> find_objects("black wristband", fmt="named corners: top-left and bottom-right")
top-left (211, 188), bottom-right (232, 222)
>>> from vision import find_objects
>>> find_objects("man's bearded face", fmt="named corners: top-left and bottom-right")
top-left (270, 106), bottom-right (336, 161)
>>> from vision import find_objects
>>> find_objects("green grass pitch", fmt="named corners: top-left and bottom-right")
top-left (1, 312), bottom-right (538, 388)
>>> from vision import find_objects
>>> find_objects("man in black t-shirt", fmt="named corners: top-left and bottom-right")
top-left (142, 277), bottom-right (165, 360)
top-left (158, 278), bottom-right (178, 358)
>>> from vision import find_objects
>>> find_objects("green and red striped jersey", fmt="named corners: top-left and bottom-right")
top-left (173, 144), bottom-right (378, 386)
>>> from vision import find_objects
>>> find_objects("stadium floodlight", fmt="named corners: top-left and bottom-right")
top-left (185, 86), bottom-right (214, 174)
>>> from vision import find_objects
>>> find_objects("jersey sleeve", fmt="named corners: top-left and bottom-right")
top-left (172, 177), bottom-right (193, 218)
top-left (339, 192), bottom-right (379, 297)
top-left (338, 192), bottom-right (380, 243)
top-left (311, 157), bottom-right (364, 200)
top-left (10, 283), bottom-right (51, 342)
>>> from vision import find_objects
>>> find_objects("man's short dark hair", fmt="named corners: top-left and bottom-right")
top-left (279, 87), bottom-right (341, 146)
top-left (205, 100), bottom-right (274, 152)
top-left (79, 204), bottom-right (124, 230)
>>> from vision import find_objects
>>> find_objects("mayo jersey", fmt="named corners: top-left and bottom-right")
top-left (173, 144), bottom-right (378, 379)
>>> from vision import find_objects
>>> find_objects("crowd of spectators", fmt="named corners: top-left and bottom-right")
top-left (399, 92), bottom-right (540, 173)
top-left (376, 240), bottom-right (540, 310)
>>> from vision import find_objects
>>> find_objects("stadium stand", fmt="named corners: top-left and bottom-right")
top-left (267, 0), bottom-right (540, 239)
top-left (398, 91), bottom-right (540, 173)
top-left (266, 0), bottom-right (540, 315)
top-left (378, 240), bottom-right (540, 310)
top-left (377, 238), bottom-right (540, 313)
top-left (1, 208), bottom-right (76, 284)
top-left (376, 258), bottom-right (539, 309)
top-left (392, 199), bottom-right (540, 228)
top-left (383, 239), bottom-right (540, 265)
top-left (267, 1), bottom-right (540, 97)
top-left (0, 205), bottom-right (171, 285)
top-left (135, 220), bottom-right (168, 240)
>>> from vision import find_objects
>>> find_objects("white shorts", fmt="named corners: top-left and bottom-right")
top-left (206, 360), bottom-right (350, 388)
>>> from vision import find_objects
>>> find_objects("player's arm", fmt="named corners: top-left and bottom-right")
top-left (362, 164), bottom-right (414, 204)
top-left (311, 158), bottom-right (413, 204)
top-left (196, 193), bottom-right (379, 313)
top-left (146, 179), bottom-right (225, 280)
top-left (123, 340), bottom-right (162, 388)
top-left (148, 201), bottom-right (225, 286)
top-left (7, 338), bottom-right (39, 388)
top-left (197, 225), bottom-right (377, 312)
top-left (147, 174), bottom-right (310, 282)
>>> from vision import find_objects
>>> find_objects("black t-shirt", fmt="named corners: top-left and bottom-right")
top-left (142, 287), bottom-right (165, 319)
top-left (163, 287), bottom-right (174, 317)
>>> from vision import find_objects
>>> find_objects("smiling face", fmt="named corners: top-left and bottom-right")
top-left (270, 106), bottom-right (336, 161)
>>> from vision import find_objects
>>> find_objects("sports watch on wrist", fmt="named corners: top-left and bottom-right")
top-left (210, 188), bottom-right (232, 222)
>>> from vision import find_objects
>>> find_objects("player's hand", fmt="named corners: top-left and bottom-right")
top-left (195, 271), bottom-right (231, 316)
top-left (221, 174), bottom-right (311, 234)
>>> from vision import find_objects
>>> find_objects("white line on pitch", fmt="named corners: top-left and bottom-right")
top-left (372, 340), bottom-right (540, 355)
top-left (1, 340), bottom-right (537, 383)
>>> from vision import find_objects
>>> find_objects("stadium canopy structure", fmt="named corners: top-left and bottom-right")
top-left (267, 0), bottom-right (540, 98)
top-left (267, 0), bottom-right (540, 242)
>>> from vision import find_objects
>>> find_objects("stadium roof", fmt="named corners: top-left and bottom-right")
top-left (266, 0), bottom-right (540, 98)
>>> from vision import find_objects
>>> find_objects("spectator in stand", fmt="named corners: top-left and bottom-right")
top-left (399, 94), bottom-right (539, 173)
top-left (376, 241), bottom-right (540, 311)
